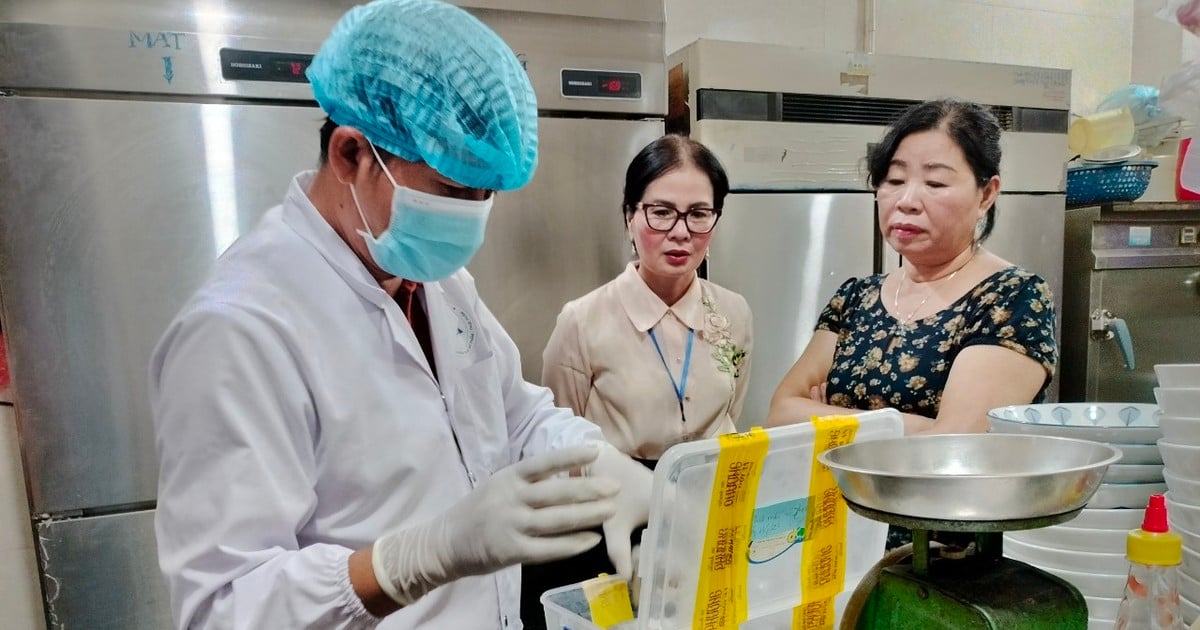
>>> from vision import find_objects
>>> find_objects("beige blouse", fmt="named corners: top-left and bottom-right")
top-left (542, 262), bottom-right (753, 459)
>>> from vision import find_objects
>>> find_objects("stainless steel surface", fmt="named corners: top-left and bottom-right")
top-left (672, 40), bottom-right (1071, 191)
top-left (2, 5), bottom-right (666, 625)
top-left (985, 193), bottom-right (1067, 402)
top-left (1082, 267), bottom-right (1200, 402)
top-left (1, 4), bottom-right (666, 116)
top-left (0, 0), bottom-right (662, 31)
top-left (0, 96), bottom-right (320, 514)
top-left (818, 434), bottom-right (1120, 522)
top-left (1061, 205), bottom-right (1200, 402)
top-left (470, 117), bottom-right (663, 381)
top-left (36, 510), bottom-right (171, 629)
top-left (705, 193), bottom-right (876, 428)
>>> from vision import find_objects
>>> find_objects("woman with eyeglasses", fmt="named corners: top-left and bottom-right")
top-left (520, 134), bottom-right (752, 629)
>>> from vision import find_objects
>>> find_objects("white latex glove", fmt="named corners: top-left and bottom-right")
top-left (371, 445), bottom-right (619, 605)
top-left (587, 443), bottom-right (653, 577)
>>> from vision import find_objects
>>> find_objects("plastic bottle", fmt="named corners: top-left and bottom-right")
top-left (1115, 494), bottom-right (1184, 630)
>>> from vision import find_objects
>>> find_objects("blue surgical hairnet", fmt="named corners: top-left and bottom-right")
top-left (307, 0), bottom-right (538, 191)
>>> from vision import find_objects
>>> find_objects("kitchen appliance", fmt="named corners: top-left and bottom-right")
top-left (0, 0), bottom-right (664, 626)
top-left (1061, 202), bottom-right (1200, 403)
top-left (668, 40), bottom-right (1072, 426)
top-left (821, 434), bottom-right (1121, 629)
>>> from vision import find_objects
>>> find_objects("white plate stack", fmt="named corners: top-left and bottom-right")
top-left (989, 402), bottom-right (1164, 628)
top-left (1155, 363), bottom-right (1200, 626)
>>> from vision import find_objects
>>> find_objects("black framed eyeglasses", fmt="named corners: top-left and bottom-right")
top-left (637, 203), bottom-right (722, 234)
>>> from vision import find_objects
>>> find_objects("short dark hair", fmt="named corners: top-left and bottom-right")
top-left (318, 116), bottom-right (396, 165)
top-left (319, 116), bottom-right (338, 164)
top-left (867, 99), bottom-right (1001, 242)
top-left (622, 134), bottom-right (730, 217)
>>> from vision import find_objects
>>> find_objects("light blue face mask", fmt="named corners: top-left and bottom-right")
top-left (351, 142), bottom-right (493, 282)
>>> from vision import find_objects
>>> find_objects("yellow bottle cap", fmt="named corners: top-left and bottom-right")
top-left (1127, 529), bottom-right (1183, 566)
top-left (1126, 495), bottom-right (1182, 566)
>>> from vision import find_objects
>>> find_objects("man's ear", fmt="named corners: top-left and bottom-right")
top-left (328, 126), bottom-right (373, 185)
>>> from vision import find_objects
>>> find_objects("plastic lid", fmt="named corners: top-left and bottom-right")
top-left (1127, 494), bottom-right (1183, 566)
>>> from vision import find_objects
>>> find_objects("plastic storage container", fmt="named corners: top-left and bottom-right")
top-left (541, 409), bottom-right (904, 630)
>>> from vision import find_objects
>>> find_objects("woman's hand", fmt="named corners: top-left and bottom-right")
top-left (808, 382), bottom-right (828, 404)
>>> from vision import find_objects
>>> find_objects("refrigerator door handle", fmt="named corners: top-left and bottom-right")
top-left (1090, 309), bottom-right (1136, 370)
top-left (1185, 271), bottom-right (1200, 296)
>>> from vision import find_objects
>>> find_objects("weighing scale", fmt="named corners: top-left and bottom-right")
top-left (820, 433), bottom-right (1123, 630)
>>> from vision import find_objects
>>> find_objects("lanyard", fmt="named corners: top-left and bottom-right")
top-left (648, 327), bottom-right (694, 423)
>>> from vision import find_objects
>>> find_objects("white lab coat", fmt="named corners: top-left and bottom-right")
top-left (150, 171), bottom-right (603, 630)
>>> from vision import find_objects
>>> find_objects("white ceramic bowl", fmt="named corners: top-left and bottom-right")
top-left (1155, 388), bottom-right (1200, 418)
top-left (1007, 524), bottom-right (1128, 554)
top-left (1183, 595), bottom-right (1198, 626)
top-left (1159, 440), bottom-right (1200, 477)
top-left (1156, 363), bottom-right (1200, 388)
top-left (1166, 469), bottom-right (1200, 504)
top-left (1161, 415), bottom-right (1200, 446)
top-left (989, 403), bottom-right (1161, 444)
top-left (1037, 564), bottom-right (1126, 598)
top-left (1185, 546), bottom-right (1200, 577)
top-left (1066, 507), bottom-right (1145, 530)
top-left (1103, 463), bottom-right (1165, 484)
top-left (1113, 442), bottom-right (1164, 465)
top-left (1088, 482), bottom-right (1169, 509)
top-left (1169, 494), bottom-right (1200, 534)
top-left (1004, 535), bottom-right (1129, 574)
top-left (1183, 568), bottom-right (1200, 602)
top-left (1085, 595), bottom-right (1121, 620)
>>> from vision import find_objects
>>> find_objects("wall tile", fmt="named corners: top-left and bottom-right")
top-left (874, 0), bottom-right (995, 63)
top-left (991, 7), bottom-right (1133, 111)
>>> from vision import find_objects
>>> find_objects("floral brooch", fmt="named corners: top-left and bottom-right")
top-left (701, 292), bottom-right (746, 380)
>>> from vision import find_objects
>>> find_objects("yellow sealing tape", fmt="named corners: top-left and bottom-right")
top-left (793, 415), bottom-right (859, 630)
top-left (692, 427), bottom-right (770, 630)
top-left (583, 574), bottom-right (634, 628)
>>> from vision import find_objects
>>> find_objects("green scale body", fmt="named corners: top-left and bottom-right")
top-left (850, 510), bottom-right (1090, 629)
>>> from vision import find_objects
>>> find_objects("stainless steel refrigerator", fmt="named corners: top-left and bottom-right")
top-left (671, 40), bottom-right (1071, 426)
top-left (1060, 203), bottom-right (1200, 403)
top-left (0, 0), bottom-right (664, 626)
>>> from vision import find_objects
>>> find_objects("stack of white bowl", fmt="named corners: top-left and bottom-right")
top-left (989, 402), bottom-right (1164, 628)
top-left (1155, 363), bottom-right (1200, 626)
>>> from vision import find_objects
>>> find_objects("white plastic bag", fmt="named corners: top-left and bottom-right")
top-left (1158, 0), bottom-right (1200, 35)
top-left (1160, 60), bottom-right (1200, 124)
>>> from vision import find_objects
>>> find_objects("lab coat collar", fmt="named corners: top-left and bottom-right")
top-left (281, 171), bottom-right (442, 382)
top-left (615, 261), bottom-right (704, 332)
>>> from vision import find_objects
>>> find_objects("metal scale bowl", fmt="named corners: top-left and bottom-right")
top-left (819, 434), bottom-right (1123, 630)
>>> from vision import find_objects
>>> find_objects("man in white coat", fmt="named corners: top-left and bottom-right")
top-left (150, 1), bottom-right (650, 627)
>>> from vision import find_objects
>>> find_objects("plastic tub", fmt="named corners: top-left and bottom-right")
top-left (1155, 363), bottom-right (1200, 388)
top-left (1065, 507), bottom-right (1145, 530)
top-left (1006, 524), bottom-right (1127, 554)
top-left (1161, 415), bottom-right (1200, 446)
top-left (1166, 468), bottom-right (1200, 504)
top-left (543, 410), bottom-right (905, 629)
top-left (1087, 482), bottom-right (1169, 509)
top-left (1159, 440), bottom-right (1200, 477)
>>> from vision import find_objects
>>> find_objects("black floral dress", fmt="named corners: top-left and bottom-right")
top-left (816, 266), bottom-right (1058, 548)
top-left (819, 266), bottom-right (1057, 414)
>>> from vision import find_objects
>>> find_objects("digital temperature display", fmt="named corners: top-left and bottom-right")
top-left (561, 69), bottom-right (641, 99)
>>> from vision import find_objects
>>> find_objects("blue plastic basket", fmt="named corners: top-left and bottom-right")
top-left (1066, 160), bottom-right (1157, 206)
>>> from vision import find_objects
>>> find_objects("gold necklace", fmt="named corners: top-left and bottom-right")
top-left (892, 252), bottom-right (976, 327)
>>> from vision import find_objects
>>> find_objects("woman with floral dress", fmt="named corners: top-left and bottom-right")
top-left (766, 99), bottom-right (1057, 437)
top-left (520, 134), bottom-right (753, 629)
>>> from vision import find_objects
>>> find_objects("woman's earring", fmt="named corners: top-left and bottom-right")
top-left (631, 241), bottom-right (637, 258)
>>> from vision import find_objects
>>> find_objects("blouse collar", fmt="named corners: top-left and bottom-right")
top-left (615, 261), bottom-right (705, 332)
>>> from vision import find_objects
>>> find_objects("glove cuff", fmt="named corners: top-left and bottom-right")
top-left (372, 517), bottom-right (454, 607)
top-left (371, 530), bottom-right (419, 607)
